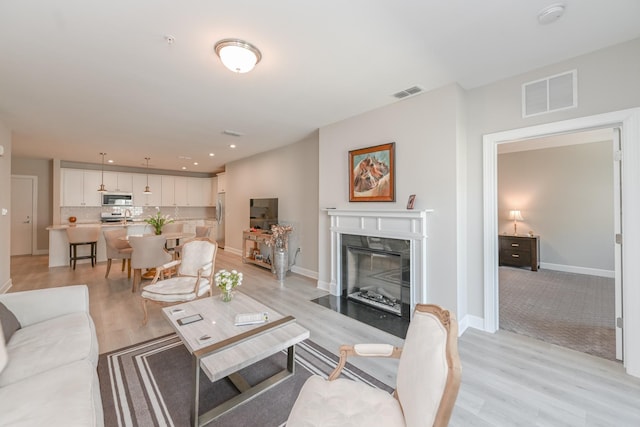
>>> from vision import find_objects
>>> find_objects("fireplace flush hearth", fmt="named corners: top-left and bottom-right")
top-left (342, 234), bottom-right (410, 319)
top-left (326, 209), bottom-right (433, 320)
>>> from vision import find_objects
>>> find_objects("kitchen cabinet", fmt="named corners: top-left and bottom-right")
top-left (216, 172), bottom-right (226, 193)
top-left (186, 177), bottom-right (213, 206)
top-left (103, 172), bottom-right (133, 192)
top-left (161, 176), bottom-right (188, 206)
top-left (132, 174), bottom-right (162, 207)
top-left (61, 169), bottom-right (102, 206)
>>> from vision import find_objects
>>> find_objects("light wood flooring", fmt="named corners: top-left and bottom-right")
top-left (9, 251), bottom-right (640, 426)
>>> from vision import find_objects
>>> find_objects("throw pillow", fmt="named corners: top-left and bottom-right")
top-left (0, 302), bottom-right (21, 343)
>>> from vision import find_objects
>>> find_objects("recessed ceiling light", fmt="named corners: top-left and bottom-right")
top-left (193, 162), bottom-right (198, 166)
top-left (107, 159), bottom-right (114, 163)
top-left (537, 3), bottom-right (565, 24)
top-left (181, 166), bottom-right (187, 170)
top-left (209, 153), bottom-right (215, 157)
top-left (229, 144), bottom-right (236, 149)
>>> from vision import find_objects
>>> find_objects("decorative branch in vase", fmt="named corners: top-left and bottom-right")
top-left (266, 224), bottom-right (293, 250)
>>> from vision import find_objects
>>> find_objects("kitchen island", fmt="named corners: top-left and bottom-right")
top-left (46, 219), bottom-right (216, 268)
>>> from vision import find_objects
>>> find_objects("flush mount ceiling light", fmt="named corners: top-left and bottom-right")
top-left (214, 39), bottom-right (262, 73)
top-left (537, 3), bottom-right (565, 24)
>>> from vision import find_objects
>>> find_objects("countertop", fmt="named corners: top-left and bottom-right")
top-left (47, 217), bottom-right (216, 231)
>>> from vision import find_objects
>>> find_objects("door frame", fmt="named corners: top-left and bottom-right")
top-left (483, 108), bottom-right (640, 377)
top-left (11, 175), bottom-right (38, 256)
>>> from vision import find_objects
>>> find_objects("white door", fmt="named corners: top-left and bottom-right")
top-left (11, 176), bottom-right (35, 256)
top-left (613, 128), bottom-right (623, 360)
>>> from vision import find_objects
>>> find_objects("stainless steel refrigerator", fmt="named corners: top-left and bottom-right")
top-left (216, 193), bottom-right (225, 248)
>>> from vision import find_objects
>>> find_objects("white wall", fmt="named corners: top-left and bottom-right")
top-left (0, 121), bottom-right (12, 292)
top-left (498, 141), bottom-right (614, 273)
top-left (318, 84), bottom-right (465, 314)
top-left (224, 133), bottom-right (319, 275)
top-left (465, 37), bottom-right (640, 317)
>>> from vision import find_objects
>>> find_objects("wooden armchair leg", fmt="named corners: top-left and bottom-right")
top-left (127, 259), bottom-right (132, 279)
top-left (121, 259), bottom-right (126, 271)
top-left (142, 299), bottom-right (149, 325)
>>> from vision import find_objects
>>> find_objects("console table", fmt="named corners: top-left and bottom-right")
top-left (242, 230), bottom-right (273, 271)
top-left (499, 234), bottom-right (540, 271)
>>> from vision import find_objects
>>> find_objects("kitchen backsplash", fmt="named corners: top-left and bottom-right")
top-left (60, 206), bottom-right (215, 224)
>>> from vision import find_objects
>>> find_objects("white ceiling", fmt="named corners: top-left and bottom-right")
top-left (1, 1), bottom-right (639, 173)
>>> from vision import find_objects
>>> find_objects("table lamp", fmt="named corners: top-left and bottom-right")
top-left (509, 210), bottom-right (524, 235)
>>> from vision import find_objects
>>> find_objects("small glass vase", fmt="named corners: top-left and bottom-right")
top-left (220, 289), bottom-right (233, 302)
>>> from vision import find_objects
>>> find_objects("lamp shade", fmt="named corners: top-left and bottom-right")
top-left (214, 39), bottom-right (262, 73)
top-left (509, 210), bottom-right (524, 221)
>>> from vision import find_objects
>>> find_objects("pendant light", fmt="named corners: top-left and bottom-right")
top-left (97, 152), bottom-right (107, 192)
top-left (143, 157), bottom-right (152, 194)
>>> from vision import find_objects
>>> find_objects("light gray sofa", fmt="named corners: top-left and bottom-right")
top-left (0, 285), bottom-right (103, 426)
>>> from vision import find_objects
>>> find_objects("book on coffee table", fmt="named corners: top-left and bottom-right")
top-left (234, 311), bottom-right (269, 326)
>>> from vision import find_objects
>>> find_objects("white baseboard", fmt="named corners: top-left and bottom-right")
top-left (222, 246), bottom-right (243, 257)
top-left (290, 266), bottom-right (317, 280)
top-left (458, 314), bottom-right (485, 335)
top-left (33, 249), bottom-right (49, 256)
top-left (317, 280), bottom-right (331, 293)
top-left (1, 278), bottom-right (12, 294)
top-left (540, 262), bottom-right (614, 278)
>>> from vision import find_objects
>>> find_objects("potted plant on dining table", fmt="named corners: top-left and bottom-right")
top-left (144, 211), bottom-right (174, 235)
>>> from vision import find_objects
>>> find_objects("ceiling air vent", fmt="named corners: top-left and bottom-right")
top-left (393, 85), bottom-right (424, 99)
top-left (522, 69), bottom-right (577, 118)
top-left (222, 129), bottom-right (243, 137)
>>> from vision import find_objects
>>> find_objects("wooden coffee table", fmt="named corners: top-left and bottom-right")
top-left (162, 292), bottom-right (310, 427)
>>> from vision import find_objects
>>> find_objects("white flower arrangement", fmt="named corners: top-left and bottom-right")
top-left (214, 269), bottom-right (243, 292)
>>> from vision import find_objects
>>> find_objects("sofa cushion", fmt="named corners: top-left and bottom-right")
top-left (0, 302), bottom-right (21, 343)
top-left (286, 375), bottom-right (405, 427)
top-left (0, 311), bottom-right (98, 386)
top-left (0, 359), bottom-right (103, 427)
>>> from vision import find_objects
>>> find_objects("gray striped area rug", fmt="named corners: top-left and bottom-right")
top-left (98, 335), bottom-right (393, 427)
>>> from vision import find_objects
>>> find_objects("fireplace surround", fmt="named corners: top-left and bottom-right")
top-left (326, 209), bottom-right (433, 318)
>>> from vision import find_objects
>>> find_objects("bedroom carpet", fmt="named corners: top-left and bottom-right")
top-left (499, 267), bottom-right (616, 361)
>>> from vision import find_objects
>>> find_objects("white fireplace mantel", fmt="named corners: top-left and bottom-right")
top-left (326, 209), bottom-right (433, 314)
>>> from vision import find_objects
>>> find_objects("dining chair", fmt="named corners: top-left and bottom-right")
top-left (162, 222), bottom-right (184, 251)
top-left (140, 238), bottom-right (218, 324)
top-left (103, 228), bottom-right (133, 278)
top-left (195, 225), bottom-right (212, 238)
top-left (175, 225), bottom-right (212, 258)
top-left (65, 226), bottom-right (101, 270)
top-left (128, 235), bottom-right (172, 293)
top-left (286, 304), bottom-right (462, 427)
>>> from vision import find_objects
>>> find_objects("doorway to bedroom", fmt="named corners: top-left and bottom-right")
top-left (497, 129), bottom-right (617, 360)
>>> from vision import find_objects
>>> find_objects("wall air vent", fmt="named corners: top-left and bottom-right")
top-left (222, 129), bottom-right (243, 137)
top-left (522, 69), bottom-right (577, 118)
top-left (392, 85), bottom-right (424, 99)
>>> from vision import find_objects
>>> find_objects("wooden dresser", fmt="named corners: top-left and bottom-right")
top-left (499, 234), bottom-right (540, 271)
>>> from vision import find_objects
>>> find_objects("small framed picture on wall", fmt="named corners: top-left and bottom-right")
top-left (406, 194), bottom-right (416, 209)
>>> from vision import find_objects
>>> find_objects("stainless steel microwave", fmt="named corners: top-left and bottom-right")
top-left (102, 192), bottom-right (133, 206)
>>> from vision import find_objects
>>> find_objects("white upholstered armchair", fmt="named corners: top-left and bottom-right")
top-left (140, 238), bottom-right (218, 324)
top-left (286, 304), bottom-right (462, 427)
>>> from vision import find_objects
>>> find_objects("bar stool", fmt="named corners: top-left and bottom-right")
top-left (66, 226), bottom-right (101, 270)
